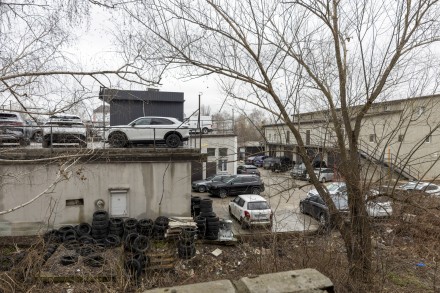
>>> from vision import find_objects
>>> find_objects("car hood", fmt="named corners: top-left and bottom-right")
top-left (192, 179), bottom-right (210, 185)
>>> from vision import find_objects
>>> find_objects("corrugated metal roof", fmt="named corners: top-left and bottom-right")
top-left (99, 87), bottom-right (184, 103)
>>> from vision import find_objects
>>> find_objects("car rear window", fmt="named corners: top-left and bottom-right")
top-left (248, 201), bottom-right (269, 210)
top-left (0, 113), bottom-right (19, 119)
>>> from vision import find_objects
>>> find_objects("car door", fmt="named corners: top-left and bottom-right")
top-left (310, 196), bottom-right (326, 219)
top-left (228, 177), bottom-right (244, 195)
top-left (150, 117), bottom-right (175, 140)
top-left (129, 117), bottom-right (153, 141)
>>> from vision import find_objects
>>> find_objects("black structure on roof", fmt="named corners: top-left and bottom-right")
top-left (99, 87), bottom-right (185, 126)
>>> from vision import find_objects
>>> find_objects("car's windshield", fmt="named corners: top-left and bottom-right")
top-left (248, 201), bottom-right (269, 210)
top-left (205, 176), bottom-right (215, 181)
top-left (327, 183), bottom-right (344, 192)
top-left (330, 194), bottom-right (348, 210)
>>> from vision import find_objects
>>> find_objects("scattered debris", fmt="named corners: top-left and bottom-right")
top-left (211, 248), bottom-right (222, 257)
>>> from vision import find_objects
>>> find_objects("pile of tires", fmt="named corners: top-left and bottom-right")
top-left (153, 216), bottom-right (169, 240)
top-left (191, 196), bottom-right (201, 217)
top-left (123, 218), bottom-right (138, 240)
top-left (178, 227), bottom-right (197, 259)
top-left (91, 211), bottom-right (109, 242)
top-left (195, 199), bottom-right (220, 240)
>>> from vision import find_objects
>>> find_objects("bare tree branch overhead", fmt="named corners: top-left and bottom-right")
top-left (116, 0), bottom-right (440, 290)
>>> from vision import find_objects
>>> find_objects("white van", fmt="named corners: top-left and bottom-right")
top-left (186, 115), bottom-right (213, 134)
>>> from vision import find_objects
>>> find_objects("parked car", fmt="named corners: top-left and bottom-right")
top-left (300, 194), bottom-right (348, 227)
top-left (191, 175), bottom-right (233, 193)
top-left (291, 163), bottom-right (307, 179)
top-left (262, 157), bottom-right (275, 169)
top-left (25, 120), bottom-right (43, 142)
top-left (300, 191), bottom-right (392, 228)
top-left (307, 168), bottom-right (335, 183)
top-left (271, 156), bottom-right (294, 172)
top-left (0, 111), bottom-right (30, 146)
top-left (42, 114), bottom-right (87, 148)
top-left (208, 174), bottom-right (264, 198)
top-left (307, 182), bottom-right (346, 198)
top-left (253, 155), bottom-right (268, 167)
top-left (245, 156), bottom-right (256, 165)
top-left (237, 164), bottom-right (260, 176)
top-left (104, 116), bottom-right (189, 148)
top-left (229, 194), bottom-right (273, 229)
top-left (398, 181), bottom-right (440, 196)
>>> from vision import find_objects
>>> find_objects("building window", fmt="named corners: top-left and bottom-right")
top-left (207, 148), bottom-right (215, 156)
top-left (268, 133), bottom-right (272, 142)
top-left (419, 106), bottom-right (426, 115)
top-left (306, 130), bottom-right (311, 145)
top-left (384, 105), bottom-right (391, 111)
top-left (218, 159), bottom-right (227, 172)
top-left (369, 134), bottom-right (376, 143)
top-left (219, 148), bottom-right (228, 156)
top-left (286, 131), bottom-right (290, 144)
top-left (425, 135), bottom-right (432, 143)
top-left (398, 134), bottom-right (404, 142)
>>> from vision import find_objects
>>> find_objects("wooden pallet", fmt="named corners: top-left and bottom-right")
top-left (146, 251), bottom-right (176, 271)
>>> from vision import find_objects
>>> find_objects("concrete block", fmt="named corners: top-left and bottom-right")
top-left (143, 280), bottom-right (236, 293)
top-left (238, 269), bottom-right (334, 293)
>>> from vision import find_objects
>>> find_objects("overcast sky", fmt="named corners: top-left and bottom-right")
top-left (69, 5), bottom-right (231, 119)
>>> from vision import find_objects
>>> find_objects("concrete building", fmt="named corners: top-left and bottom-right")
top-left (263, 94), bottom-right (440, 180)
top-left (99, 87), bottom-right (185, 126)
top-left (0, 148), bottom-right (205, 236)
top-left (189, 134), bottom-right (238, 181)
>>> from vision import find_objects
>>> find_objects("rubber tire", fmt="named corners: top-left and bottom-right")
top-left (125, 259), bottom-right (142, 278)
top-left (76, 223), bottom-right (92, 236)
top-left (319, 213), bottom-right (327, 227)
top-left (33, 132), bottom-right (43, 143)
top-left (93, 210), bottom-right (109, 221)
top-left (84, 254), bottom-right (105, 268)
top-left (42, 139), bottom-right (50, 148)
top-left (165, 133), bottom-right (181, 148)
top-left (60, 255), bottom-right (78, 266)
top-left (198, 185), bottom-right (207, 193)
top-left (240, 218), bottom-right (249, 230)
top-left (218, 189), bottom-right (228, 198)
top-left (133, 235), bottom-right (150, 252)
top-left (108, 132), bottom-right (128, 148)
top-left (202, 127), bottom-right (209, 134)
top-left (251, 187), bottom-right (261, 195)
top-left (321, 177), bottom-right (326, 183)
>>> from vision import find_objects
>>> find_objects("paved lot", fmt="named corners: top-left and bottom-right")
top-left (193, 169), bottom-right (319, 236)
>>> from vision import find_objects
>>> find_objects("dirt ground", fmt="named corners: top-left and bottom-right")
top-left (0, 192), bottom-right (439, 293)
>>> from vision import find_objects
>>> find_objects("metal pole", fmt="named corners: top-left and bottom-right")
top-left (198, 93), bottom-right (201, 149)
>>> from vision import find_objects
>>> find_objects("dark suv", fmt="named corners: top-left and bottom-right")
top-left (237, 164), bottom-right (260, 176)
top-left (208, 175), bottom-right (265, 198)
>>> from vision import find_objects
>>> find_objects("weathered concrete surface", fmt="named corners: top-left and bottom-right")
top-left (238, 269), bottom-right (334, 293)
top-left (142, 269), bottom-right (334, 293)
top-left (143, 280), bottom-right (236, 293)
top-left (0, 148), bottom-right (205, 236)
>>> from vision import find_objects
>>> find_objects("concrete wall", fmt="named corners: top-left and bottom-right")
top-left (0, 148), bottom-right (203, 236)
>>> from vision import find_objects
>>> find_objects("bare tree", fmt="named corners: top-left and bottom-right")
top-left (117, 0), bottom-right (440, 290)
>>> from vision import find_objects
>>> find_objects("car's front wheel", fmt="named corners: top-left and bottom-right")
top-left (202, 127), bottom-right (209, 134)
top-left (108, 132), bottom-right (128, 148)
top-left (198, 185), bottom-right (206, 193)
top-left (321, 177), bottom-right (326, 183)
top-left (165, 133), bottom-right (181, 148)
top-left (240, 218), bottom-right (249, 229)
top-left (319, 213), bottom-right (327, 227)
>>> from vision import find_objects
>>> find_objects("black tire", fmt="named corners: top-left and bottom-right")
top-left (105, 234), bottom-right (121, 247)
top-left (251, 187), bottom-right (261, 195)
top-left (134, 253), bottom-right (149, 269)
top-left (33, 131), bottom-right (43, 143)
top-left (63, 240), bottom-right (80, 250)
top-left (108, 131), bottom-right (128, 148)
top-left (77, 246), bottom-right (96, 257)
top-left (218, 189), bottom-right (228, 198)
top-left (125, 259), bottom-right (142, 278)
top-left (124, 233), bottom-right (139, 252)
top-left (133, 235), bottom-right (150, 252)
top-left (63, 230), bottom-right (77, 242)
top-left (155, 216), bottom-right (169, 226)
top-left (84, 254), bottom-right (105, 268)
top-left (319, 213), bottom-right (328, 227)
top-left (228, 206), bottom-right (234, 218)
top-left (198, 185), bottom-right (207, 193)
top-left (240, 218), bottom-right (249, 230)
top-left (199, 211), bottom-right (216, 218)
top-left (44, 229), bottom-right (61, 244)
top-left (191, 196), bottom-right (201, 203)
top-left (109, 218), bottom-right (124, 227)
top-left (60, 255), bottom-right (78, 266)
top-left (42, 139), bottom-right (50, 148)
top-left (206, 216), bottom-right (219, 223)
top-left (93, 210), bottom-right (109, 221)
top-left (199, 198), bottom-right (213, 206)
top-left (76, 223), bottom-right (92, 236)
top-left (78, 235), bottom-right (97, 245)
top-left (202, 127), bottom-right (209, 134)
top-left (165, 133), bottom-right (181, 148)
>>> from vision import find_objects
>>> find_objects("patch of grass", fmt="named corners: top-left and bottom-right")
top-left (0, 246), bottom-right (16, 255)
top-left (387, 272), bottom-right (430, 290)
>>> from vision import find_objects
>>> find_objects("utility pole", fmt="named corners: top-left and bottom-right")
top-left (198, 93), bottom-right (202, 149)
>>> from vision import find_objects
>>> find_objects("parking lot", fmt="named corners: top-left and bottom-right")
top-left (193, 169), bottom-right (320, 236)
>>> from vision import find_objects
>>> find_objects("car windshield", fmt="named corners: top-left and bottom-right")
top-left (0, 113), bottom-right (18, 119)
top-left (248, 201), bottom-right (269, 210)
top-left (327, 183), bottom-right (345, 192)
top-left (330, 194), bottom-right (348, 210)
top-left (205, 176), bottom-right (215, 181)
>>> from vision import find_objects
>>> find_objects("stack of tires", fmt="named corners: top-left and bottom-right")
top-left (123, 218), bottom-right (138, 240)
top-left (109, 218), bottom-right (124, 238)
top-left (137, 219), bottom-right (154, 237)
top-left (191, 196), bottom-right (201, 217)
top-left (91, 211), bottom-right (109, 243)
top-left (178, 227), bottom-right (197, 259)
top-left (153, 216), bottom-right (169, 240)
top-left (195, 199), bottom-right (220, 240)
top-left (124, 232), bottom-right (150, 279)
